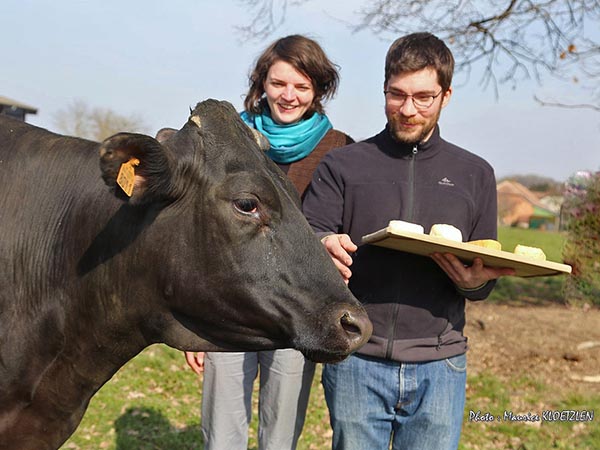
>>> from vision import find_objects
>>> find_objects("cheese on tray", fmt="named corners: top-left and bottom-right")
top-left (514, 244), bottom-right (546, 261)
top-left (429, 224), bottom-right (463, 242)
top-left (388, 220), bottom-right (425, 234)
top-left (468, 239), bottom-right (502, 251)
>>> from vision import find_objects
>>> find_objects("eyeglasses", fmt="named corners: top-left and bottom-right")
top-left (383, 89), bottom-right (443, 110)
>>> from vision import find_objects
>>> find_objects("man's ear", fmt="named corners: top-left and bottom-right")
top-left (441, 86), bottom-right (452, 109)
top-left (99, 133), bottom-right (176, 204)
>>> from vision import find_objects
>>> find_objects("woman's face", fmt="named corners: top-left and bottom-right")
top-left (263, 60), bottom-right (315, 124)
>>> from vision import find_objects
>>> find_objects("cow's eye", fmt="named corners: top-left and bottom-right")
top-left (233, 197), bottom-right (259, 215)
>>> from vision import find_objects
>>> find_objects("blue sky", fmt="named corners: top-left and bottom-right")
top-left (3, 0), bottom-right (599, 181)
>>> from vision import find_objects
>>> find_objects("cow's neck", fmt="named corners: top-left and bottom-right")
top-left (3, 311), bottom-right (148, 449)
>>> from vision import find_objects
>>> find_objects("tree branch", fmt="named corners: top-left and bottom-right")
top-left (534, 94), bottom-right (600, 111)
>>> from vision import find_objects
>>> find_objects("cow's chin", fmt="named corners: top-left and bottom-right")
top-left (167, 309), bottom-right (289, 352)
top-left (300, 348), bottom-right (353, 364)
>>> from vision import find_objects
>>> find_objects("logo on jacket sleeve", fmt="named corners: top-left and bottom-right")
top-left (438, 177), bottom-right (455, 187)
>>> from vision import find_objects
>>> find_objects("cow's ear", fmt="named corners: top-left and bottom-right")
top-left (99, 133), bottom-right (175, 204)
top-left (155, 127), bottom-right (178, 143)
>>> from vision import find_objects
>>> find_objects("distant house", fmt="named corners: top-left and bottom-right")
top-left (0, 96), bottom-right (37, 122)
top-left (497, 180), bottom-right (561, 230)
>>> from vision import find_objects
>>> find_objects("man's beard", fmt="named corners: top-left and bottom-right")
top-left (387, 107), bottom-right (442, 146)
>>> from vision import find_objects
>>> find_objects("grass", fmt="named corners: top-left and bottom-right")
top-left (61, 345), bottom-right (600, 450)
top-left (461, 373), bottom-right (600, 450)
top-left (497, 226), bottom-right (567, 263)
top-left (60, 345), bottom-right (333, 450)
top-left (490, 227), bottom-right (569, 305)
top-left (61, 345), bottom-right (203, 450)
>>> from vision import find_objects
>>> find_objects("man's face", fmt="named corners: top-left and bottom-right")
top-left (384, 68), bottom-right (452, 145)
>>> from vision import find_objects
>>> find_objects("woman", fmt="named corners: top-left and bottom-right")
top-left (185, 34), bottom-right (352, 450)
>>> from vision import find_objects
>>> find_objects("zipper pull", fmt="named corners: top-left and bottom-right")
top-left (412, 145), bottom-right (418, 156)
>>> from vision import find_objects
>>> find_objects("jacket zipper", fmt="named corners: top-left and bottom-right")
top-left (386, 145), bottom-right (419, 360)
top-left (385, 303), bottom-right (400, 359)
top-left (407, 145), bottom-right (418, 220)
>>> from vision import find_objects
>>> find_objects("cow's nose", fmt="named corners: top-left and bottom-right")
top-left (296, 302), bottom-right (373, 363)
top-left (338, 306), bottom-right (373, 350)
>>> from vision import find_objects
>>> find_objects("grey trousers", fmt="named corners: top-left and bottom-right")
top-left (201, 349), bottom-right (316, 450)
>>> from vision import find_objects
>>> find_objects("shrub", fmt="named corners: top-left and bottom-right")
top-left (562, 170), bottom-right (600, 306)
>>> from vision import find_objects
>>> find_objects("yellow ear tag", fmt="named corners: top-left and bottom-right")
top-left (116, 157), bottom-right (140, 197)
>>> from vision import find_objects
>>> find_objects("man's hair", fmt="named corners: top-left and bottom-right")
top-left (385, 32), bottom-right (454, 91)
top-left (244, 34), bottom-right (339, 116)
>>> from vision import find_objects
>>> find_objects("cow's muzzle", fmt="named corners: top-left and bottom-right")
top-left (299, 303), bottom-right (372, 364)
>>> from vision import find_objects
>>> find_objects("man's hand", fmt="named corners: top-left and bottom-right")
top-left (321, 234), bottom-right (358, 284)
top-left (430, 252), bottom-right (515, 290)
top-left (184, 351), bottom-right (205, 376)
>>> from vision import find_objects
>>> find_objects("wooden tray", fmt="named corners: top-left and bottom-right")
top-left (361, 226), bottom-right (572, 278)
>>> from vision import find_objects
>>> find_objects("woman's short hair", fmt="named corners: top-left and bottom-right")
top-left (385, 32), bottom-right (454, 92)
top-left (244, 34), bottom-right (339, 116)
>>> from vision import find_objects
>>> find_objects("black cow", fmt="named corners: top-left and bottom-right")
top-left (0, 99), bottom-right (372, 450)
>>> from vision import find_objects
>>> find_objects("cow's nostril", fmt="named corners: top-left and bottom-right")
top-left (337, 308), bottom-right (373, 350)
top-left (340, 312), bottom-right (361, 335)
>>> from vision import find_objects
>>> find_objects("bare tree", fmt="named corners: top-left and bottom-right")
top-left (236, 0), bottom-right (291, 41)
top-left (237, 0), bottom-right (600, 110)
top-left (54, 100), bottom-right (149, 141)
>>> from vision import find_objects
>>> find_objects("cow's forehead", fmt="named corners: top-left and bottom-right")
top-left (187, 99), bottom-right (257, 149)
top-left (162, 99), bottom-right (255, 163)
top-left (189, 99), bottom-right (239, 127)
top-left (161, 100), bottom-right (283, 197)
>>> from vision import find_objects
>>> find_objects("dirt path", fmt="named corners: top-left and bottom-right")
top-left (465, 302), bottom-right (600, 393)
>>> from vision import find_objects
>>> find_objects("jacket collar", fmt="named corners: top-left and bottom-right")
top-left (379, 124), bottom-right (443, 158)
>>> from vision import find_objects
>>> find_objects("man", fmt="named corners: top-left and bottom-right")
top-left (302, 32), bottom-right (514, 450)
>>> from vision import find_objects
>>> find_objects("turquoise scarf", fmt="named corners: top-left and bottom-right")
top-left (240, 110), bottom-right (332, 164)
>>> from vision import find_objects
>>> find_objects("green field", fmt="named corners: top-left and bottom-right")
top-left (61, 344), bottom-right (599, 450)
top-left (59, 227), bottom-right (593, 449)
top-left (497, 226), bottom-right (567, 264)
top-left (491, 227), bottom-right (568, 305)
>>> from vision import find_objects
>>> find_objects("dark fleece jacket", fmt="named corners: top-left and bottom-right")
top-left (302, 125), bottom-right (498, 362)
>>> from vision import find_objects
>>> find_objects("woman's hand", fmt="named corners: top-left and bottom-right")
top-left (184, 351), bottom-right (205, 376)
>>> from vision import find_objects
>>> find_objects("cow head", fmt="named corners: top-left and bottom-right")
top-left (98, 99), bottom-right (371, 363)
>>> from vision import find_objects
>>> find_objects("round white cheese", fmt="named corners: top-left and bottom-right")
top-left (388, 220), bottom-right (425, 234)
top-left (514, 244), bottom-right (546, 260)
top-left (429, 224), bottom-right (463, 242)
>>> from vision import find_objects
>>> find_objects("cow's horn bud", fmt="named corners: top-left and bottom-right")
top-left (251, 129), bottom-right (270, 152)
top-left (190, 115), bottom-right (202, 129)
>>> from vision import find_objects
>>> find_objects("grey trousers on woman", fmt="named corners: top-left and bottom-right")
top-left (201, 349), bottom-right (316, 450)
